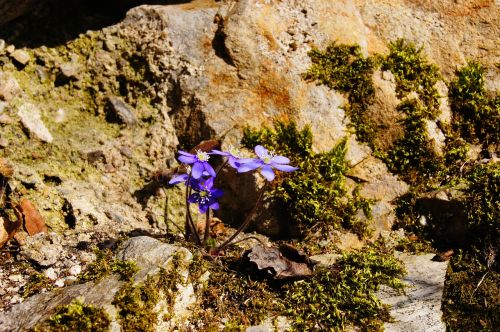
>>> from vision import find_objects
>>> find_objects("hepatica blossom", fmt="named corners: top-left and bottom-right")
top-left (211, 146), bottom-right (244, 169)
top-left (177, 150), bottom-right (216, 179)
top-left (237, 145), bottom-right (298, 181)
top-left (188, 177), bottom-right (223, 213)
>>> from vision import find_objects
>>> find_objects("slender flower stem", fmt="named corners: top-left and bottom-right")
top-left (215, 159), bottom-right (229, 178)
top-left (203, 209), bottom-right (211, 245)
top-left (215, 182), bottom-right (268, 253)
top-left (185, 174), bottom-right (201, 245)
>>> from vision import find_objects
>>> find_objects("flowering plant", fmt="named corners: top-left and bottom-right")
top-left (169, 144), bottom-right (297, 253)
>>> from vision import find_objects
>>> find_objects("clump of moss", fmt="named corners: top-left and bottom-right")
top-left (439, 163), bottom-right (499, 330)
top-left (79, 248), bottom-right (138, 282)
top-left (303, 43), bottom-right (377, 144)
top-left (382, 100), bottom-right (442, 184)
top-left (112, 253), bottom-right (183, 331)
top-left (449, 61), bottom-right (500, 147)
top-left (242, 120), bottom-right (373, 242)
top-left (381, 38), bottom-right (441, 116)
top-left (284, 243), bottom-right (405, 331)
top-left (35, 299), bottom-right (111, 332)
top-left (22, 272), bottom-right (53, 298)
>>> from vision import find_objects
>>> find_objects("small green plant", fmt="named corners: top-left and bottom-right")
top-left (284, 244), bottom-right (405, 331)
top-left (303, 43), bottom-right (377, 144)
top-left (35, 299), bottom-right (111, 332)
top-left (242, 120), bottom-right (373, 241)
top-left (449, 61), bottom-right (500, 146)
top-left (382, 38), bottom-right (441, 117)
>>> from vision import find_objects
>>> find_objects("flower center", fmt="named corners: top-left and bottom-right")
top-left (196, 150), bottom-right (210, 162)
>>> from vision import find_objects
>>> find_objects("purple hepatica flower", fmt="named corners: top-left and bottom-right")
top-left (188, 177), bottom-right (223, 213)
top-left (211, 146), bottom-right (244, 169)
top-left (237, 145), bottom-right (298, 181)
top-left (177, 150), bottom-right (216, 179)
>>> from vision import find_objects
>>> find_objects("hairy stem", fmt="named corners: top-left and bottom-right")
top-left (185, 174), bottom-right (201, 245)
top-left (215, 182), bottom-right (268, 253)
top-left (203, 209), bottom-right (210, 245)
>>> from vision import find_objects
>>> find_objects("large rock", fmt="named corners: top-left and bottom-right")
top-left (0, 237), bottom-right (195, 332)
top-left (378, 252), bottom-right (448, 332)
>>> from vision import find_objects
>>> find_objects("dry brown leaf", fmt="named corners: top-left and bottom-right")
top-left (197, 217), bottom-right (226, 239)
top-left (0, 209), bottom-right (23, 247)
top-left (18, 199), bottom-right (47, 235)
top-left (245, 244), bottom-right (316, 280)
top-left (432, 249), bottom-right (455, 262)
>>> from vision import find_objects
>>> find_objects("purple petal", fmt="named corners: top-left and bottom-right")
top-left (210, 149), bottom-right (229, 156)
top-left (237, 158), bottom-right (259, 164)
top-left (228, 157), bottom-right (239, 169)
top-left (178, 155), bottom-right (196, 164)
top-left (237, 161), bottom-right (262, 173)
top-left (255, 145), bottom-right (268, 159)
top-left (204, 176), bottom-right (214, 188)
top-left (273, 164), bottom-right (298, 172)
top-left (260, 165), bottom-right (275, 181)
top-left (211, 188), bottom-right (223, 198)
top-left (188, 194), bottom-right (198, 203)
top-left (198, 204), bottom-right (208, 213)
top-left (191, 162), bottom-right (204, 179)
top-left (178, 150), bottom-right (194, 156)
top-left (209, 202), bottom-right (220, 210)
top-left (203, 162), bottom-right (216, 177)
top-left (271, 155), bottom-right (290, 164)
top-left (169, 174), bottom-right (188, 185)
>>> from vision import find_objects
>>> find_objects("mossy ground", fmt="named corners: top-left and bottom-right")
top-left (190, 242), bottom-right (404, 332)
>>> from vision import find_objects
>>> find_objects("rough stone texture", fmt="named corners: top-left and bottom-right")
top-left (0, 72), bottom-right (21, 101)
top-left (0, 237), bottom-right (195, 332)
top-left (106, 96), bottom-right (138, 126)
top-left (20, 232), bottom-right (65, 267)
top-left (378, 252), bottom-right (448, 332)
top-left (11, 49), bottom-right (31, 65)
top-left (17, 103), bottom-right (53, 143)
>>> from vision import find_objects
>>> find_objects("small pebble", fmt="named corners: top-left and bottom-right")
top-left (54, 279), bottom-right (65, 288)
top-left (8, 274), bottom-right (23, 283)
top-left (0, 39), bottom-right (5, 53)
top-left (10, 295), bottom-right (21, 304)
top-left (64, 276), bottom-right (78, 286)
top-left (44, 267), bottom-right (58, 281)
top-left (68, 265), bottom-right (81, 276)
top-left (11, 49), bottom-right (30, 65)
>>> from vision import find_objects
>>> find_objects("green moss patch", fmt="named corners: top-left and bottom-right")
top-left (303, 43), bottom-right (377, 144)
top-left (242, 120), bottom-right (373, 244)
top-left (34, 299), bottom-right (111, 332)
top-left (112, 253), bottom-right (184, 332)
top-left (449, 61), bottom-right (499, 147)
top-left (284, 243), bottom-right (405, 331)
top-left (79, 248), bottom-right (138, 283)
